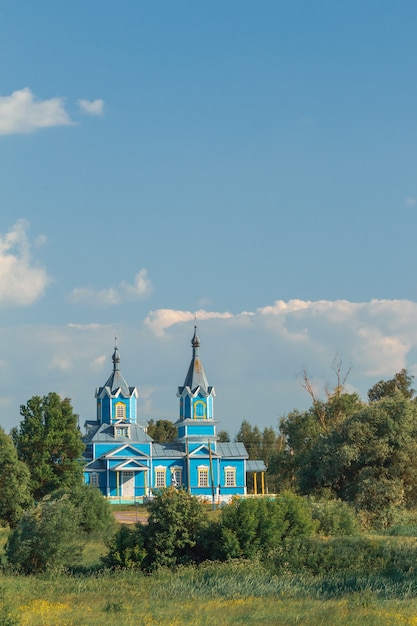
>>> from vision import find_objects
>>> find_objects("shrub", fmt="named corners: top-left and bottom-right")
top-left (102, 524), bottom-right (146, 569)
top-left (212, 492), bottom-right (317, 560)
top-left (265, 536), bottom-right (417, 577)
top-left (50, 483), bottom-right (115, 541)
top-left (143, 488), bottom-right (207, 570)
top-left (6, 496), bottom-right (83, 573)
top-left (308, 497), bottom-right (359, 536)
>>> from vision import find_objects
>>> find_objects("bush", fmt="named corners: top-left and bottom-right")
top-left (6, 496), bottom-right (83, 573)
top-left (209, 493), bottom-right (317, 560)
top-left (102, 524), bottom-right (146, 569)
top-left (50, 483), bottom-right (115, 541)
top-left (143, 488), bottom-right (207, 570)
top-left (308, 497), bottom-right (359, 536)
top-left (265, 536), bottom-right (417, 577)
top-left (103, 488), bottom-right (207, 571)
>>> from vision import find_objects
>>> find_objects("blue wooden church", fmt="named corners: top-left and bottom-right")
top-left (83, 326), bottom-right (266, 502)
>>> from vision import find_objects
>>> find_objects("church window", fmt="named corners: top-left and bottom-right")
top-left (155, 467), bottom-right (166, 488)
top-left (90, 473), bottom-right (99, 488)
top-left (194, 401), bottom-right (206, 419)
top-left (115, 425), bottom-right (130, 438)
top-left (171, 468), bottom-right (182, 487)
top-left (224, 467), bottom-right (236, 487)
top-left (115, 402), bottom-right (126, 420)
top-left (198, 466), bottom-right (209, 487)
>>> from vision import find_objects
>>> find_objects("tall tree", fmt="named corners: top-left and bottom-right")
top-left (0, 427), bottom-right (32, 527)
top-left (13, 393), bottom-right (85, 500)
top-left (297, 395), bottom-right (417, 527)
top-left (146, 419), bottom-right (177, 443)
top-left (368, 369), bottom-right (415, 402)
top-left (236, 420), bottom-right (262, 459)
top-left (218, 430), bottom-right (230, 442)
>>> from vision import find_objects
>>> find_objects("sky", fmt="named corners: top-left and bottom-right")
top-left (1, 1), bottom-right (417, 437)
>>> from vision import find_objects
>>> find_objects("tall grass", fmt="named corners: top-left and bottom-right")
top-left (1, 559), bottom-right (417, 624)
top-left (2, 526), bottom-right (417, 624)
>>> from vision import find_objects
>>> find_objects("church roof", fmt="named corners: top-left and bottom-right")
top-left (177, 324), bottom-right (215, 396)
top-left (217, 442), bottom-right (249, 459)
top-left (152, 442), bottom-right (185, 457)
top-left (96, 341), bottom-right (137, 398)
top-left (246, 459), bottom-right (267, 472)
top-left (84, 422), bottom-right (152, 443)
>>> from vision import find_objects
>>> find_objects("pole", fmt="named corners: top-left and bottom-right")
top-left (209, 440), bottom-right (215, 509)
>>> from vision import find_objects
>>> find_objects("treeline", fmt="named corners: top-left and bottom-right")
top-left (141, 369), bottom-right (417, 528)
top-left (0, 392), bottom-right (115, 573)
top-left (246, 369), bottom-right (417, 528)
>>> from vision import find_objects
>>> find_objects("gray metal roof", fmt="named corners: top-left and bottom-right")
top-left (96, 343), bottom-right (136, 397)
top-left (246, 460), bottom-right (267, 472)
top-left (178, 326), bottom-right (214, 395)
top-left (85, 422), bottom-right (152, 443)
top-left (217, 442), bottom-right (248, 458)
top-left (152, 442), bottom-right (184, 457)
top-left (84, 458), bottom-right (106, 470)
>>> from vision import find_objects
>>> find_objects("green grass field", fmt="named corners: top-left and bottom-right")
top-left (1, 542), bottom-right (417, 625)
top-left (3, 518), bottom-right (417, 625)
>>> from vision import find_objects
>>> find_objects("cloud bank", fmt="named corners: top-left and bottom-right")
top-left (77, 99), bottom-right (104, 116)
top-left (69, 269), bottom-right (153, 306)
top-left (0, 88), bottom-right (72, 135)
top-left (0, 220), bottom-right (50, 306)
top-left (3, 298), bottom-right (417, 434)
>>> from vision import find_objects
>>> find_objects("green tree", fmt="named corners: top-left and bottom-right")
top-left (50, 483), bottom-right (115, 541)
top-left (146, 419), bottom-right (177, 442)
top-left (143, 487), bottom-right (206, 569)
top-left (13, 393), bottom-right (85, 500)
top-left (6, 496), bottom-right (83, 573)
top-left (297, 395), bottom-right (417, 527)
top-left (261, 426), bottom-right (279, 466)
top-left (218, 430), bottom-right (230, 442)
top-left (212, 493), bottom-right (316, 560)
top-left (236, 420), bottom-right (262, 459)
top-left (269, 392), bottom-right (363, 493)
top-left (368, 369), bottom-right (415, 402)
top-left (0, 427), bottom-right (32, 527)
top-left (102, 524), bottom-right (146, 569)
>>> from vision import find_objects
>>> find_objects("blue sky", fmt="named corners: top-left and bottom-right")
top-left (1, 1), bottom-right (417, 436)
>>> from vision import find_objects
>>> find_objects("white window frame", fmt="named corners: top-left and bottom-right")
top-left (155, 466), bottom-right (166, 488)
top-left (198, 466), bottom-right (209, 487)
top-left (224, 466), bottom-right (236, 487)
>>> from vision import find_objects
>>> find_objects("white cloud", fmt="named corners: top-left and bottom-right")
top-left (144, 308), bottom-right (233, 337)
top-left (77, 98), bottom-right (104, 116)
top-left (0, 88), bottom-right (72, 135)
top-left (5, 298), bottom-right (417, 435)
top-left (121, 269), bottom-right (153, 299)
top-left (93, 355), bottom-right (107, 368)
top-left (0, 220), bottom-right (50, 306)
top-left (69, 269), bottom-right (153, 306)
top-left (69, 287), bottom-right (121, 306)
top-left (405, 197), bottom-right (417, 206)
top-left (67, 323), bottom-right (104, 331)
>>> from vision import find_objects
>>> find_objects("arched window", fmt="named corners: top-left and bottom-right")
top-left (194, 400), bottom-right (206, 419)
top-left (115, 402), bottom-right (126, 420)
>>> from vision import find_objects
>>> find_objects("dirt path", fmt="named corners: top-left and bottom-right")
top-left (113, 510), bottom-right (148, 525)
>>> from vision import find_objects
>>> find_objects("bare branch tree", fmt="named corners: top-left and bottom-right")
top-left (301, 368), bottom-right (327, 429)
